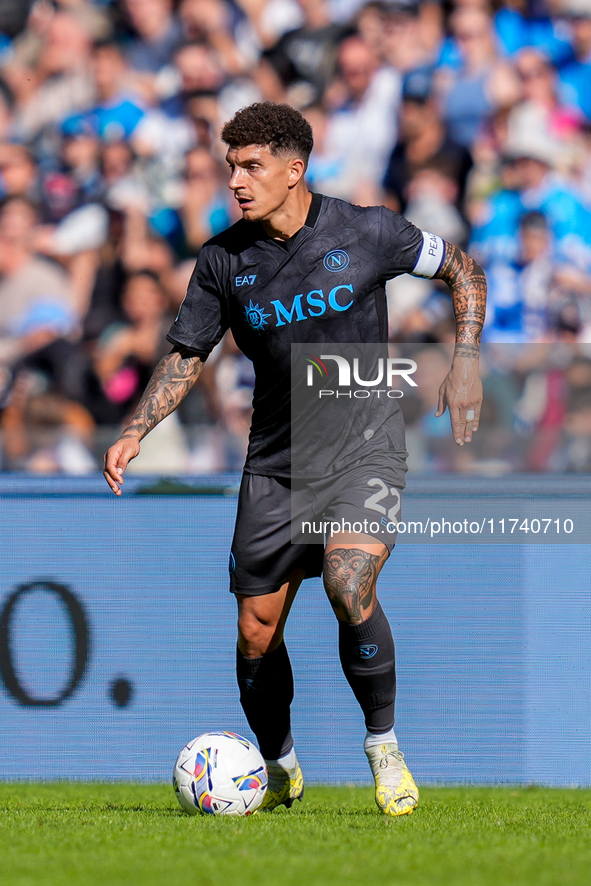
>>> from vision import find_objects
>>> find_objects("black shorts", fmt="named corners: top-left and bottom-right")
top-left (229, 453), bottom-right (407, 597)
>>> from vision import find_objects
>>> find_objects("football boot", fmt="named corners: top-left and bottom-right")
top-left (260, 755), bottom-right (304, 810)
top-left (365, 742), bottom-right (419, 816)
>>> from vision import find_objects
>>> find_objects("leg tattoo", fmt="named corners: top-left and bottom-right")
top-left (323, 547), bottom-right (388, 623)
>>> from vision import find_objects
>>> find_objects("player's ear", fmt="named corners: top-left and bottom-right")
top-left (287, 157), bottom-right (305, 187)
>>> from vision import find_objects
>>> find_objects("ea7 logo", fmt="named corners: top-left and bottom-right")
top-left (236, 275), bottom-right (257, 286)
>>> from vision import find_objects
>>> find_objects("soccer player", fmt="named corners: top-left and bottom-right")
top-left (104, 102), bottom-right (485, 816)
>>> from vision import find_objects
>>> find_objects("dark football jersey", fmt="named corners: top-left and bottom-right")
top-left (167, 193), bottom-right (443, 477)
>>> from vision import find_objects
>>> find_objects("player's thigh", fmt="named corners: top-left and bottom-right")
top-left (321, 459), bottom-right (403, 552)
top-left (319, 459), bottom-right (403, 621)
top-left (229, 473), bottom-right (322, 597)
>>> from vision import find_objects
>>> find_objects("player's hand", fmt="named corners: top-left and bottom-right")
top-left (435, 355), bottom-right (483, 446)
top-left (103, 435), bottom-right (141, 495)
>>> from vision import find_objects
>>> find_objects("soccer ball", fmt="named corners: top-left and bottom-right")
top-left (173, 731), bottom-right (268, 816)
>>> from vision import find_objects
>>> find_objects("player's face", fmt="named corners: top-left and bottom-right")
top-left (226, 145), bottom-right (301, 223)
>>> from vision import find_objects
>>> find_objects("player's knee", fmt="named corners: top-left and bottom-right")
top-left (237, 607), bottom-right (281, 657)
top-left (323, 546), bottom-right (383, 623)
top-left (323, 570), bottom-right (377, 623)
top-left (324, 586), bottom-right (377, 624)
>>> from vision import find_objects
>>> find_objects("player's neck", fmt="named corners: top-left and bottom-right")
top-left (261, 187), bottom-right (313, 241)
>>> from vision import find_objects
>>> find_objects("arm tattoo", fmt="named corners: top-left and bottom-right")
top-left (120, 349), bottom-right (203, 440)
top-left (437, 242), bottom-right (487, 359)
top-left (323, 548), bottom-right (387, 623)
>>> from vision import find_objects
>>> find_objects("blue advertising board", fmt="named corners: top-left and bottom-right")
top-left (0, 476), bottom-right (590, 786)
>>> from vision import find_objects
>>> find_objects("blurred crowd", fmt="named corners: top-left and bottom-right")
top-left (399, 342), bottom-right (591, 474)
top-left (0, 0), bottom-right (591, 475)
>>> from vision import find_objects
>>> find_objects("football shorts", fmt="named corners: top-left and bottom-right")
top-left (229, 453), bottom-right (407, 596)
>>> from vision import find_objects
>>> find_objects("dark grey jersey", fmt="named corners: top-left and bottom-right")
top-left (167, 193), bottom-right (440, 477)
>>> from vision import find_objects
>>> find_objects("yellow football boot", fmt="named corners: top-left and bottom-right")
top-left (260, 755), bottom-right (304, 811)
top-left (365, 742), bottom-right (419, 816)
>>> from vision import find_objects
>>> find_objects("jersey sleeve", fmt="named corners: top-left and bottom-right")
top-left (166, 247), bottom-right (229, 359)
top-left (377, 206), bottom-right (445, 281)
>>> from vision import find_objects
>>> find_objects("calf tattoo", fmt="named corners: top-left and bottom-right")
top-left (323, 548), bottom-right (388, 623)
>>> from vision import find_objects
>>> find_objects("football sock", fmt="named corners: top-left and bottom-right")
top-left (236, 640), bottom-right (294, 761)
top-left (267, 747), bottom-right (297, 769)
top-left (364, 728), bottom-right (398, 749)
top-left (338, 601), bottom-right (396, 734)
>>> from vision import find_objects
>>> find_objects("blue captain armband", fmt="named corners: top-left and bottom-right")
top-left (411, 232), bottom-right (446, 278)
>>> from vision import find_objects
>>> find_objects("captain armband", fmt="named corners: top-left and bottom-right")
top-left (411, 232), bottom-right (445, 278)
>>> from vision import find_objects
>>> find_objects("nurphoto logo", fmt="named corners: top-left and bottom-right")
top-left (305, 353), bottom-right (417, 398)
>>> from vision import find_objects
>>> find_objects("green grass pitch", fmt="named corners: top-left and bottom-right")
top-left (2, 783), bottom-right (591, 886)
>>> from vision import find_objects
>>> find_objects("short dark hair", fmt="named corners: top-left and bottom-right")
top-left (519, 210), bottom-right (548, 232)
top-left (221, 102), bottom-right (314, 166)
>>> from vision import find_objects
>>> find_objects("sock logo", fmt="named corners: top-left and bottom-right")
top-left (354, 644), bottom-right (378, 659)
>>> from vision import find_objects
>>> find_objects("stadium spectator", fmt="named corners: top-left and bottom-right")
top-left (404, 165), bottom-right (470, 247)
top-left (89, 40), bottom-right (146, 141)
top-left (405, 344), bottom-right (464, 472)
top-left (164, 39), bottom-right (228, 109)
top-left (553, 385), bottom-right (591, 471)
top-left (81, 196), bottom-right (175, 356)
top-left (493, 0), bottom-right (573, 64)
top-left (6, 7), bottom-right (98, 146)
top-left (355, 0), bottom-right (391, 59)
top-left (439, 0), bottom-right (572, 67)
top-left (80, 207), bottom-right (129, 345)
top-left (100, 138), bottom-right (137, 194)
top-left (0, 143), bottom-right (38, 201)
top-left (157, 39), bottom-right (249, 145)
top-left (91, 269), bottom-right (173, 423)
top-left (512, 344), bottom-right (569, 470)
top-left (507, 47), bottom-right (584, 162)
top-left (0, 380), bottom-right (96, 474)
top-left (56, 114), bottom-right (104, 209)
top-left (167, 145), bottom-right (235, 258)
top-left (381, 0), bottom-right (439, 75)
top-left (232, 0), bottom-right (303, 49)
top-left (483, 210), bottom-right (555, 341)
top-left (558, 0), bottom-right (591, 121)
top-left (179, 0), bottom-right (260, 77)
top-left (0, 0), bottom-right (591, 474)
top-left (312, 34), bottom-right (399, 203)
top-left (3, 301), bottom-right (88, 408)
top-left (382, 67), bottom-right (473, 215)
top-left (550, 357), bottom-right (591, 469)
top-left (0, 196), bottom-right (76, 369)
top-left (438, 6), bottom-right (521, 147)
top-left (262, 0), bottom-right (353, 105)
top-left (470, 133), bottom-right (591, 272)
top-left (575, 121), bottom-right (591, 206)
top-left (123, 0), bottom-right (184, 75)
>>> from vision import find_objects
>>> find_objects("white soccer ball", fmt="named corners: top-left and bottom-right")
top-left (173, 731), bottom-right (268, 816)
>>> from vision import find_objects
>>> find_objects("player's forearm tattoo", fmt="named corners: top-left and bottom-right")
top-left (120, 349), bottom-right (203, 440)
top-left (323, 548), bottom-right (387, 623)
top-left (437, 242), bottom-right (487, 360)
